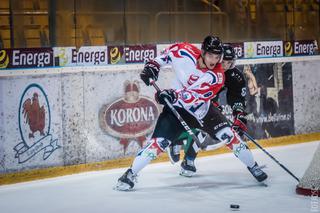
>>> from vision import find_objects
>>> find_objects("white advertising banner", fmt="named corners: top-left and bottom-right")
top-left (244, 41), bottom-right (283, 58)
top-left (53, 46), bottom-right (108, 66)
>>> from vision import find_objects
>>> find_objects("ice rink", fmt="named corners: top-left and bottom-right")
top-left (0, 141), bottom-right (319, 213)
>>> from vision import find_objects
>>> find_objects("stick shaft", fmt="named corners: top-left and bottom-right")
top-left (242, 131), bottom-right (300, 182)
top-left (151, 81), bottom-right (203, 148)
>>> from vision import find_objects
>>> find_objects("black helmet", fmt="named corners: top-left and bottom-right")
top-left (223, 44), bottom-right (236, 61)
top-left (201, 35), bottom-right (223, 55)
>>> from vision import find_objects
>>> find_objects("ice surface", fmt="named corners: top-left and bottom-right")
top-left (0, 141), bottom-right (319, 213)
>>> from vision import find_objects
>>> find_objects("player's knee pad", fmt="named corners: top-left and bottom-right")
top-left (215, 127), bottom-right (240, 149)
top-left (137, 137), bottom-right (171, 160)
top-left (215, 127), bottom-right (248, 157)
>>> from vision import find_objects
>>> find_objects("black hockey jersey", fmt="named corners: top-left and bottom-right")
top-left (213, 66), bottom-right (247, 112)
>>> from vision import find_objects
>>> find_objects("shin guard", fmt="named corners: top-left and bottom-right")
top-left (216, 127), bottom-right (255, 168)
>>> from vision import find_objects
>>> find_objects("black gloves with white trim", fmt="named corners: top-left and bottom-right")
top-left (155, 89), bottom-right (178, 105)
top-left (140, 61), bottom-right (160, 86)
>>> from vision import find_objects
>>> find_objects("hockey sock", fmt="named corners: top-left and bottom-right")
top-left (231, 140), bottom-right (256, 169)
top-left (228, 133), bottom-right (255, 168)
top-left (131, 138), bottom-right (170, 174)
top-left (184, 140), bottom-right (198, 161)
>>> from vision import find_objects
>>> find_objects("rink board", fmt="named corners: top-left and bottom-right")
top-left (0, 132), bottom-right (319, 185)
top-left (0, 56), bottom-right (320, 183)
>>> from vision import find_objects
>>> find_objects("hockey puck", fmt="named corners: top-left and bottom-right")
top-left (230, 204), bottom-right (240, 210)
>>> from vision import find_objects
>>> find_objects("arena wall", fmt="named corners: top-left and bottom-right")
top-left (0, 56), bottom-right (319, 175)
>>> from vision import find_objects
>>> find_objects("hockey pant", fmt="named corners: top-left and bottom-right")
top-left (177, 127), bottom-right (255, 169)
top-left (130, 105), bottom-right (256, 175)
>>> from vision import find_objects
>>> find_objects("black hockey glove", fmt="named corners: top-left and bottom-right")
top-left (232, 109), bottom-right (248, 136)
top-left (140, 61), bottom-right (160, 86)
top-left (155, 89), bottom-right (178, 105)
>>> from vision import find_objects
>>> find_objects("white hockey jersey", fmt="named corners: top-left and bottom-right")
top-left (153, 42), bottom-right (225, 120)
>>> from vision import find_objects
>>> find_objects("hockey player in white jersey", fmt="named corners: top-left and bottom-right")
top-left (115, 36), bottom-right (266, 191)
top-left (170, 44), bottom-right (268, 182)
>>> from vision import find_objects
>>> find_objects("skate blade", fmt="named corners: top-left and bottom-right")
top-left (113, 181), bottom-right (133, 191)
top-left (179, 170), bottom-right (195, 177)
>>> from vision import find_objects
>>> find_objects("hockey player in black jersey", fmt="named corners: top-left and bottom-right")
top-left (170, 44), bottom-right (268, 183)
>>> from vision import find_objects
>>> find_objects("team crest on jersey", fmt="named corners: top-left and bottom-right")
top-left (187, 74), bottom-right (199, 85)
top-left (231, 72), bottom-right (242, 82)
top-left (179, 90), bottom-right (196, 104)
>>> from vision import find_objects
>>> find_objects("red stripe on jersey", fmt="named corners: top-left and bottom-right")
top-left (169, 42), bottom-right (201, 59)
top-left (192, 69), bottom-right (225, 102)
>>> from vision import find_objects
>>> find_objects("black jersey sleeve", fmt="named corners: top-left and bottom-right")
top-left (224, 67), bottom-right (247, 113)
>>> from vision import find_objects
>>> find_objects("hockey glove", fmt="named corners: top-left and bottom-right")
top-left (140, 61), bottom-right (160, 86)
top-left (232, 110), bottom-right (248, 135)
top-left (155, 89), bottom-right (178, 105)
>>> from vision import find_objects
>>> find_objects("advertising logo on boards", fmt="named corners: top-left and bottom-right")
top-left (284, 40), bottom-right (317, 56)
top-left (14, 83), bottom-right (60, 163)
top-left (53, 46), bottom-right (108, 66)
top-left (0, 48), bottom-right (54, 69)
top-left (100, 80), bottom-right (159, 153)
top-left (244, 41), bottom-right (283, 58)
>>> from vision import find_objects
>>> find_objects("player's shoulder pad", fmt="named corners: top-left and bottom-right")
top-left (226, 67), bottom-right (246, 83)
top-left (181, 42), bottom-right (201, 53)
top-left (176, 42), bottom-right (201, 57)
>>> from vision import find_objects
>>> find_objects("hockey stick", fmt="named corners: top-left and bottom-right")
top-left (150, 81), bottom-right (204, 149)
top-left (241, 130), bottom-right (300, 182)
top-left (151, 80), bottom-right (299, 182)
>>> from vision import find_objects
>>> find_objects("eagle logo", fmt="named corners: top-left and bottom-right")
top-left (22, 92), bottom-right (46, 138)
top-left (14, 83), bottom-right (60, 163)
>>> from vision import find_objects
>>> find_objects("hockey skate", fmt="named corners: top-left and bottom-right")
top-left (114, 169), bottom-right (137, 191)
top-left (247, 162), bottom-right (268, 182)
top-left (180, 157), bottom-right (197, 177)
top-left (166, 144), bottom-right (181, 164)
